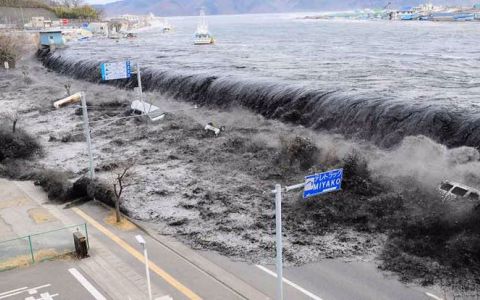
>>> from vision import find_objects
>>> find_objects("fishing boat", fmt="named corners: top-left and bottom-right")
top-left (453, 13), bottom-right (475, 21)
top-left (163, 19), bottom-right (172, 33)
top-left (194, 9), bottom-right (214, 45)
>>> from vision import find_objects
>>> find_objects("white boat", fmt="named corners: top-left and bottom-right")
top-left (163, 19), bottom-right (172, 33)
top-left (194, 9), bottom-right (214, 45)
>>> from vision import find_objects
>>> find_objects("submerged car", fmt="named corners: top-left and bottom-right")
top-left (439, 180), bottom-right (480, 202)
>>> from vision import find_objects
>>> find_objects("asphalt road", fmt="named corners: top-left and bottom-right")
top-left (201, 252), bottom-right (436, 300)
top-left (0, 260), bottom-right (109, 300)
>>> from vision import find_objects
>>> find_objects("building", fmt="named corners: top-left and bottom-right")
top-left (39, 31), bottom-right (65, 47)
top-left (87, 22), bottom-right (109, 35)
top-left (27, 16), bottom-right (52, 29)
top-left (108, 18), bottom-right (130, 33)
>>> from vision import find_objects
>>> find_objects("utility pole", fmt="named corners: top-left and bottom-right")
top-left (271, 169), bottom-right (343, 300)
top-left (136, 235), bottom-right (152, 300)
top-left (80, 92), bottom-right (95, 179)
top-left (136, 63), bottom-right (148, 114)
top-left (19, 4), bottom-right (25, 29)
top-left (272, 182), bottom-right (305, 300)
top-left (274, 183), bottom-right (283, 300)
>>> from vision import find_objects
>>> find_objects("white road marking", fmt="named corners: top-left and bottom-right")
top-left (256, 264), bottom-right (324, 300)
top-left (0, 285), bottom-right (50, 299)
top-left (155, 296), bottom-right (173, 300)
top-left (25, 293), bottom-right (58, 300)
top-left (425, 292), bottom-right (443, 300)
top-left (0, 287), bottom-right (27, 297)
top-left (68, 268), bottom-right (106, 300)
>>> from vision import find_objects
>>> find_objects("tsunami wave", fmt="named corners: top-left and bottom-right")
top-left (38, 49), bottom-right (480, 149)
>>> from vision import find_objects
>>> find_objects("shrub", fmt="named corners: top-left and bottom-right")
top-left (0, 33), bottom-right (30, 68)
top-left (0, 127), bottom-right (41, 162)
top-left (51, 5), bottom-right (100, 19)
top-left (277, 136), bottom-right (318, 171)
top-left (69, 176), bottom-right (115, 207)
top-left (33, 170), bottom-right (71, 201)
top-left (342, 150), bottom-right (382, 196)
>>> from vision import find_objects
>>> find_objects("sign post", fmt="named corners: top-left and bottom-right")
top-left (271, 168), bottom-right (343, 300)
top-left (80, 92), bottom-right (95, 179)
top-left (136, 63), bottom-right (147, 115)
top-left (100, 61), bottom-right (148, 115)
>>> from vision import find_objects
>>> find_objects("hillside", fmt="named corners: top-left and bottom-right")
top-left (0, 0), bottom-right (51, 8)
top-left (0, 8), bottom-right (57, 26)
top-left (99, 0), bottom-right (480, 16)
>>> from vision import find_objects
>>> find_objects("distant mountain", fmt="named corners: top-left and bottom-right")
top-left (98, 0), bottom-right (480, 17)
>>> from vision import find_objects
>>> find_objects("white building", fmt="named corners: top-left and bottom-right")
top-left (25, 16), bottom-right (53, 29)
top-left (88, 22), bottom-right (109, 35)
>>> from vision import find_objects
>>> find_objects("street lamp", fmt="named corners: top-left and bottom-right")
top-left (136, 234), bottom-right (152, 300)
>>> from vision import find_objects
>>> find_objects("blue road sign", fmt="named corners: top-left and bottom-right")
top-left (303, 168), bottom-right (343, 198)
top-left (100, 61), bottom-right (132, 81)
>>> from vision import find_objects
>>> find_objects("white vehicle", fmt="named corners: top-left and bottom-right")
top-left (439, 180), bottom-right (480, 202)
top-left (194, 9), bottom-right (215, 45)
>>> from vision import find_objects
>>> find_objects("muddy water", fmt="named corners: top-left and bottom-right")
top-left (42, 14), bottom-right (480, 148)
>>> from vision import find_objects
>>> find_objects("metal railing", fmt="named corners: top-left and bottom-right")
top-left (0, 223), bottom-right (88, 271)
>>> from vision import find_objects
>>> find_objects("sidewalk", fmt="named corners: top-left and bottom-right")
top-left (1, 179), bottom-right (169, 300)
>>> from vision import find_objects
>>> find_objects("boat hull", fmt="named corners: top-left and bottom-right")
top-left (194, 38), bottom-right (215, 45)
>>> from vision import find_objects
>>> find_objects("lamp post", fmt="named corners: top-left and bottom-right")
top-left (136, 235), bottom-right (152, 300)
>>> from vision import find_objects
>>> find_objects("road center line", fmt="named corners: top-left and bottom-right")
top-left (256, 264), bottom-right (324, 300)
top-left (72, 207), bottom-right (202, 300)
top-left (68, 268), bottom-right (106, 300)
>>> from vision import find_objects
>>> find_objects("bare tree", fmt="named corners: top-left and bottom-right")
top-left (71, 0), bottom-right (83, 7)
top-left (1, 109), bottom-right (20, 133)
top-left (64, 81), bottom-right (72, 96)
top-left (60, 0), bottom-right (83, 7)
top-left (113, 161), bottom-right (135, 223)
